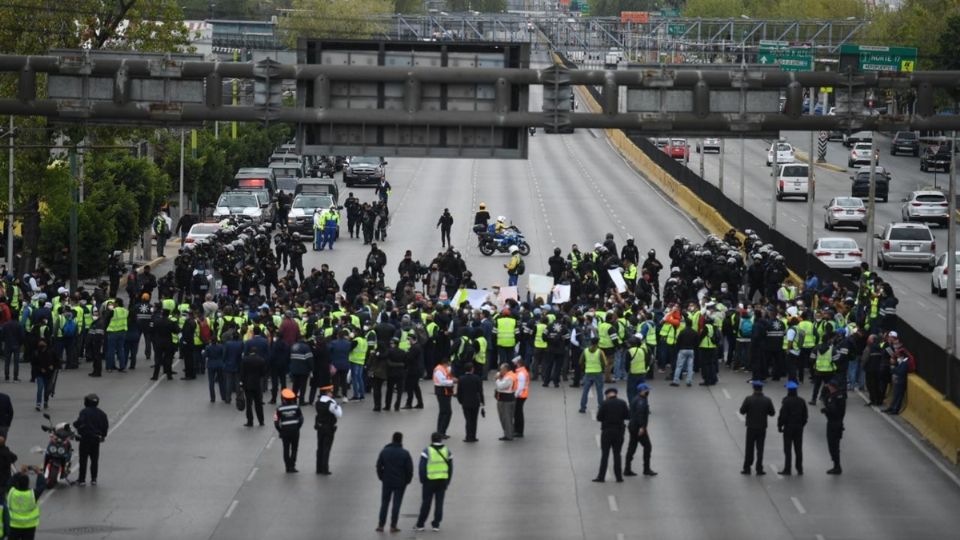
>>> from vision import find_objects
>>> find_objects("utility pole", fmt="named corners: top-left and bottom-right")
top-left (946, 129), bottom-right (957, 401)
top-left (6, 116), bottom-right (13, 272)
top-left (69, 148), bottom-right (78, 293)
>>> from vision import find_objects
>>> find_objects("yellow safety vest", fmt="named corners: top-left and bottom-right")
top-left (797, 320), bottom-right (816, 348)
top-left (107, 307), bottom-right (128, 333)
top-left (659, 323), bottom-right (678, 345)
top-left (399, 330), bottom-right (411, 351)
top-left (474, 336), bottom-right (487, 365)
top-left (6, 487), bottom-right (39, 529)
top-left (425, 446), bottom-right (450, 480)
top-left (699, 324), bottom-right (717, 349)
top-left (583, 348), bottom-right (603, 374)
top-left (349, 336), bottom-right (367, 365)
top-left (496, 317), bottom-right (517, 348)
top-left (814, 345), bottom-right (835, 373)
top-left (627, 346), bottom-right (647, 375)
top-left (534, 323), bottom-right (548, 349)
top-left (598, 322), bottom-right (614, 349)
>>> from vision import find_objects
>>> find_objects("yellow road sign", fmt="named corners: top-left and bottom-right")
top-left (819, 86), bottom-right (833, 94)
top-left (900, 60), bottom-right (915, 72)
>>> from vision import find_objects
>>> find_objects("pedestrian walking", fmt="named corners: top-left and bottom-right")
top-left (315, 385), bottom-right (342, 475)
top-left (455, 362), bottom-right (484, 442)
top-left (376, 432), bottom-right (413, 533)
top-left (624, 383), bottom-right (656, 477)
top-left (821, 382), bottom-right (846, 475)
top-left (414, 432), bottom-right (452, 532)
top-left (31, 341), bottom-right (55, 411)
top-left (72, 393), bottom-right (108, 486)
top-left (239, 349), bottom-right (268, 427)
top-left (494, 363), bottom-right (516, 441)
top-left (740, 380), bottom-right (775, 475)
top-left (274, 388), bottom-right (304, 473)
top-left (432, 357), bottom-right (455, 439)
top-left (594, 387), bottom-right (629, 483)
top-left (436, 208), bottom-right (453, 248)
top-left (578, 338), bottom-right (606, 413)
top-left (777, 380), bottom-right (808, 475)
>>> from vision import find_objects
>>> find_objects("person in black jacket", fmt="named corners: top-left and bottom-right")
top-left (274, 388), bottom-right (304, 473)
top-left (822, 382), bottom-right (846, 475)
top-left (239, 351), bottom-right (268, 427)
top-left (455, 362), bottom-right (484, 443)
top-left (384, 338), bottom-right (407, 412)
top-left (624, 383), bottom-right (656, 477)
top-left (436, 209), bottom-right (453, 248)
top-left (376, 431), bottom-right (414, 532)
top-left (739, 380), bottom-right (775, 475)
top-left (73, 393), bottom-right (108, 485)
top-left (150, 310), bottom-right (177, 381)
top-left (594, 387), bottom-right (630, 483)
top-left (0, 391), bottom-right (12, 438)
top-left (777, 380), bottom-right (808, 475)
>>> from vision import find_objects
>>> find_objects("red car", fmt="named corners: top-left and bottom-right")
top-left (664, 138), bottom-right (690, 162)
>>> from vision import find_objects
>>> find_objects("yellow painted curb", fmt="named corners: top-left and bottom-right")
top-left (901, 376), bottom-right (960, 465)
top-left (794, 150), bottom-right (848, 174)
top-left (117, 255), bottom-right (166, 289)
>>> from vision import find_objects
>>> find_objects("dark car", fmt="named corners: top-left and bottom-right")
top-left (286, 193), bottom-right (338, 238)
top-left (850, 167), bottom-right (890, 203)
top-left (920, 142), bottom-right (953, 172)
top-left (343, 156), bottom-right (387, 187)
top-left (890, 131), bottom-right (919, 157)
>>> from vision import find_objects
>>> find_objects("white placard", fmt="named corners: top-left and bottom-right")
top-left (608, 269), bottom-right (627, 293)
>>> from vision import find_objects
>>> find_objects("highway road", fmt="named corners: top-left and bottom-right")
top-left (684, 130), bottom-right (958, 349)
top-left (4, 86), bottom-right (957, 540)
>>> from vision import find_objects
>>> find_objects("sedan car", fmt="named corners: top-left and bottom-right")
top-left (813, 237), bottom-right (863, 273)
top-left (696, 138), bottom-right (720, 153)
top-left (184, 223), bottom-right (220, 244)
top-left (665, 139), bottom-right (690, 161)
top-left (824, 197), bottom-right (867, 231)
top-left (901, 190), bottom-right (950, 227)
top-left (766, 141), bottom-right (795, 166)
top-left (848, 142), bottom-right (878, 168)
top-left (842, 130), bottom-right (872, 148)
top-left (931, 252), bottom-right (960, 296)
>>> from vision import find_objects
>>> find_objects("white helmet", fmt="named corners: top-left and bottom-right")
top-left (497, 216), bottom-right (506, 222)
top-left (509, 245), bottom-right (519, 253)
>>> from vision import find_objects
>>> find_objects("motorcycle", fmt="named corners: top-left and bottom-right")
top-left (37, 413), bottom-right (76, 488)
top-left (473, 224), bottom-right (531, 257)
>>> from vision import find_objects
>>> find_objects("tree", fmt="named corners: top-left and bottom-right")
top-left (278, 0), bottom-right (392, 46)
top-left (394, 0), bottom-right (426, 13)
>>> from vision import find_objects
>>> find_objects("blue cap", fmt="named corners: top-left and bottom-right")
top-left (636, 383), bottom-right (650, 392)
top-left (785, 381), bottom-right (798, 390)
top-left (751, 380), bottom-right (764, 388)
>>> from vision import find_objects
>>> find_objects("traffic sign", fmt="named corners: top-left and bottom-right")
top-left (839, 44), bottom-right (918, 73)
top-left (667, 24), bottom-right (686, 36)
top-left (820, 86), bottom-right (833, 94)
top-left (758, 40), bottom-right (813, 72)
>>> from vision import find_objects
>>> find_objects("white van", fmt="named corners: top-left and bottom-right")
top-left (776, 163), bottom-right (810, 201)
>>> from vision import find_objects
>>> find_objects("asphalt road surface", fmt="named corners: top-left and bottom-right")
top-left (684, 131), bottom-right (958, 350)
top-left (5, 89), bottom-right (959, 540)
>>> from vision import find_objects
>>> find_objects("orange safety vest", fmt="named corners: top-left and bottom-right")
top-left (505, 370), bottom-right (519, 394)
top-left (432, 364), bottom-right (453, 387)
top-left (515, 366), bottom-right (530, 399)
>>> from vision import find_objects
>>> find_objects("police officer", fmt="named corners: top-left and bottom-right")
top-left (73, 393), bottom-right (109, 486)
top-left (777, 380), bottom-right (808, 475)
top-left (436, 208), bottom-right (453, 248)
top-left (414, 432), bottom-right (453, 532)
top-left (739, 380), bottom-right (775, 475)
top-left (593, 387), bottom-right (629, 483)
top-left (274, 388), bottom-right (304, 473)
top-left (624, 383), bottom-right (657, 477)
top-left (315, 385), bottom-right (342, 475)
top-left (821, 382), bottom-right (846, 475)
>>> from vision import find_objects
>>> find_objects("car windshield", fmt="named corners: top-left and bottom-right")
top-left (293, 196), bottom-right (333, 208)
top-left (889, 228), bottom-right (932, 241)
top-left (854, 144), bottom-right (872, 151)
top-left (218, 194), bottom-right (257, 207)
top-left (820, 239), bottom-right (858, 250)
top-left (896, 132), bottom-right (917, 140)
top-left (277, 178), bottom-right (299, 192)
top-left (671, 139), bottom-right (686, 146)
top-left (189, 224), bottom-right (220, 235)
top-left (351, 157), bottom-right (380, 166)
top-left (781, 165), bottom-right (807, 176)
top-left (834, 198), bottom-right (863, 207)
top-left (915, 194), bottom-right (946, 203)
top-left (272, 167), bottom-right (300, 177)
top-left (775, 144), bottom-right (792, 152)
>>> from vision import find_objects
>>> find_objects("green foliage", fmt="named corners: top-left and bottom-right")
top-left (394, 0), bottom-right (426, 13)
top-left (444, 0), bottom-right (507, 12)
top-left (278, 0), bottom-right (392, 45)
top-left (937, 14), bottom-right (960, 70)
top-left (683, 0), bottom-right (865, 18)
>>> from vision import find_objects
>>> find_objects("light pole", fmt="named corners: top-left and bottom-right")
top-left (5, 117), bottom-right (13, 273)
top-left (946, 130), bottom-right (957, 401)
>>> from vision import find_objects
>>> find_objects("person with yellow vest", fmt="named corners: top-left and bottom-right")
top-left (312, 208), bottom-right (324, 251)
top-left (348, 329), bottom-right (368, 401)
top-left (6, 466), bottom-right (44, 539)
top-left (414, 432), bottom-right (453, 532)
top-left (531, 314), bottom-right (549, 381)
top-left (698, 315), bottom-right (719, 386)
top-left (795, 312), bottom-right (817, 384)
top-left (598, 314), bottom-right (620, 384)
top-left (104, 299), bottom-right (128, 373)
top-left (493, 309), bottom-right (519, 366)
top-left (624, 337), bottom-right (649, 404)
top-left (578, 338), bottom-right (607, 413)
top-left (512, 357), bottom-right (530, 438)
top-left (809, 328), bottom-right (837, 405)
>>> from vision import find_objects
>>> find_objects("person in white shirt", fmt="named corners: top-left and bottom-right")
top-left (432, 357), bottom-right (456, 439)
top-left (494, 364), bottom-right (516, 441)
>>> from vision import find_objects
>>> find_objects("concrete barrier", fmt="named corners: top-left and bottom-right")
top-left (901, 375), bottom-right (960, 465)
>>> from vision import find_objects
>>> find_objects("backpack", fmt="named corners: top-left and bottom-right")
top-left (901, 349), bottom-right (916, 373)
top-left (62, 318), bottom-right (78, 337)
top-left (153, 216), bottom-right (169, 236)
top-left (738, 316), bottom-right (753, 338)
top-left (198, 318), bottom-right (213, 344)
top-left (516, 259), bottom-right (526, 275)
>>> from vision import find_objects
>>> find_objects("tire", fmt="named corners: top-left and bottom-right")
top-left (921, 163), bottom-right (927, 172)
top-left (858, 224), bottom-right (867, 232)
top-left (824, 220), bottom-right (830, 230)
top-left (933, 279), bottom-right (939, 294)
top-left (913, 150), bottom-right (919, 157)
top-left (882, 196), bottom-right (888, 203)
top-left (890, 150), bottom-right (896, 156)
top-left (878, 257), bottom-right (886, 270)
top-left (45, 463), bottom-right (59, 489)
top-left (479, 241), bottom-right (495, 256)
top-left (518, 242), bottom-right (531, 256)
top-left (776, 192), bottom-right (783, 201)
top-left (803, 195), bottom-right (809, 202)
top-left (939, 282), bottom-right (948, 297)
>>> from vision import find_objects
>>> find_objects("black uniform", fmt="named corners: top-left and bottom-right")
top-left (822, 386), bottom-right (846, 474)
top-left (150, 315), bottom-right (178, 380)
top-left (595, 393), bottom-right (630, 482)
top-left (456, 371), bottom-right (484, 442)
top-left (274, 400), bottom-right (304, 472)
top-left (777, 391), bottom-right (808, 475)
top-left (625, 393), bottom-right (654, 475)
top-left (73, 403), bottom-right (109, 484)
top-left (436, 211), bottom-right (453, 248)
top-left (315, 395), bottom-right (340, 474)
top-left (239, 353), bottom-right (268, 426)
top-left (739, 390), bottom-right (775, 474)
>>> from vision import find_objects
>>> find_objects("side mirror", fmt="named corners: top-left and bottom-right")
top-left (874, 234), bottom-right (883, 240)
top-left (381, 161), bottom-right (389, 166)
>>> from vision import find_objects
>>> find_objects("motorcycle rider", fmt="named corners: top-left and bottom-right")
top-left (473, 203), bottom-right (490, 229)
top-left (505, 245), bottom-right (523, 287)
top-left (72, 393), bottom-right (109, 486)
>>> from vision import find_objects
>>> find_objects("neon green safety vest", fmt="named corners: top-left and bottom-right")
top-left (641, 321), bottom-right (657, 346)
top-left (583, 348), bottom-right (603, 374)
top-left (796, 320), bottom-right (816, 348)
top-left (349, 336), bottom-right (367, 365)
top-left (496, 317), bottom-right (517, 348)
top-left (425, 446), bottom-right (450, 480)
top-left (814, 345), bottom-right (835, 373)
top-left (534, 323), bottom-right (547, 349)
top-left (659, 323), bottom-right (678, 345)
top-left (627, 346), bottom-right (647, 375)
top-left (107, 307), bottom-right (128, 333)
top-left (474, 336), bottom-right (487, 365)
top-left (399, 330), bottom-right (411, 352)
top-left (598, 322), bottom-right (614, 349)
top-left (7, 487), bottom-right (39, 529)
top-left (699, 325), bottom-right (717, 349)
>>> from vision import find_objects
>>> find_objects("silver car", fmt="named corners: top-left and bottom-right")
top-left (875, 222), bottom-right (936, 270)
top-left (696, 138), bottom-right (720, 153)
top-left (901, 190), bottom-right (950, 228)
top-left (824, 197), bottom-right (867, 231)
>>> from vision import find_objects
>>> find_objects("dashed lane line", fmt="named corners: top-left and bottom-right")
top-left (790, 496), bottom-right (807, 515)
top-left (608, 495), bottom-right (619, 512)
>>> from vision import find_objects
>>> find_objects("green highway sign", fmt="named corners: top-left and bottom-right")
top-left (667, 23), bottom-right (686, 36)
top-left (758, 40), bottom-right (813, 72)
top-left (839, 44), bottom-right (918, 73)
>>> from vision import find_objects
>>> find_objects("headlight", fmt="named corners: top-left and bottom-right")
top-left (289, 209), bottom-right (304, 218)
top-left (213, 208), bottom-right (227, 216)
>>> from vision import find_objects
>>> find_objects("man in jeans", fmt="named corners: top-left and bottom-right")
top-left (670, 317), bottom-right (699, 387)
top-left (579, 338), bottom-right (607, 413)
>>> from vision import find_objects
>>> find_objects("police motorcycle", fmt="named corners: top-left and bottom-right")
top-left (33, 413), bottom-right (77, 488)
top-left (473, 220), bottom-right (531, 257)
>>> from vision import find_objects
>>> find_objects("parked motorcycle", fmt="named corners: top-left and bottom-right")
top-left (474, 224), bottom-right (531, 256)
top-left (38, 413), bottom-right (76, 488)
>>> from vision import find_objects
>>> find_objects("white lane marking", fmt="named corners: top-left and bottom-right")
top-left (246, 467), bottom-right (258, 482)
top-left (736, 412), bottom-right (745, 423)
top-left (224, 499), bottom-right (239, 518)
top-left (858, 390), bottom-right (960, 488)
top-left (937, 314), bottom-right (946, 321)
top-left (917, 301), bottom-right (928, 309)
top-left (791, 496), bottom-right (807, 515)
top-left (722, 388), bottom-right (732, 400)
top-left (608, 494), bottom-right (619, 512)
top-left (595, 434), bottom-right (601, 448)
top-left (816, 535), bottom-right (826, 540)
top-left (266, 436), bottom-right (276, 449)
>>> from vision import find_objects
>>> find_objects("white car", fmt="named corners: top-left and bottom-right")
top-left (766, 141), bottom-right (795, 166)
top-left (212, 192), bottom-right (264, 223)
top-left (814, 237), bottom-right (863, 273)
top-left (184, 223), bottom-right (220, 244)
top-left (776, 163), bottom-right (809, 201)
top-left (848, 142), bottom-right (878, 168)
top-left (696, 138), bottom-right (720, 153)
top-left (931, 252), bottom-right (960, 297)
top-left (824, 197), bottom-right (867, 231)
top-left (901, 190), bottom-right (950, 227)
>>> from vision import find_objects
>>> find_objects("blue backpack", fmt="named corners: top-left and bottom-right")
top-left (738, 316), bottom-right (753, 338)
top-left (62, 318), bottom-right (78, 337)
